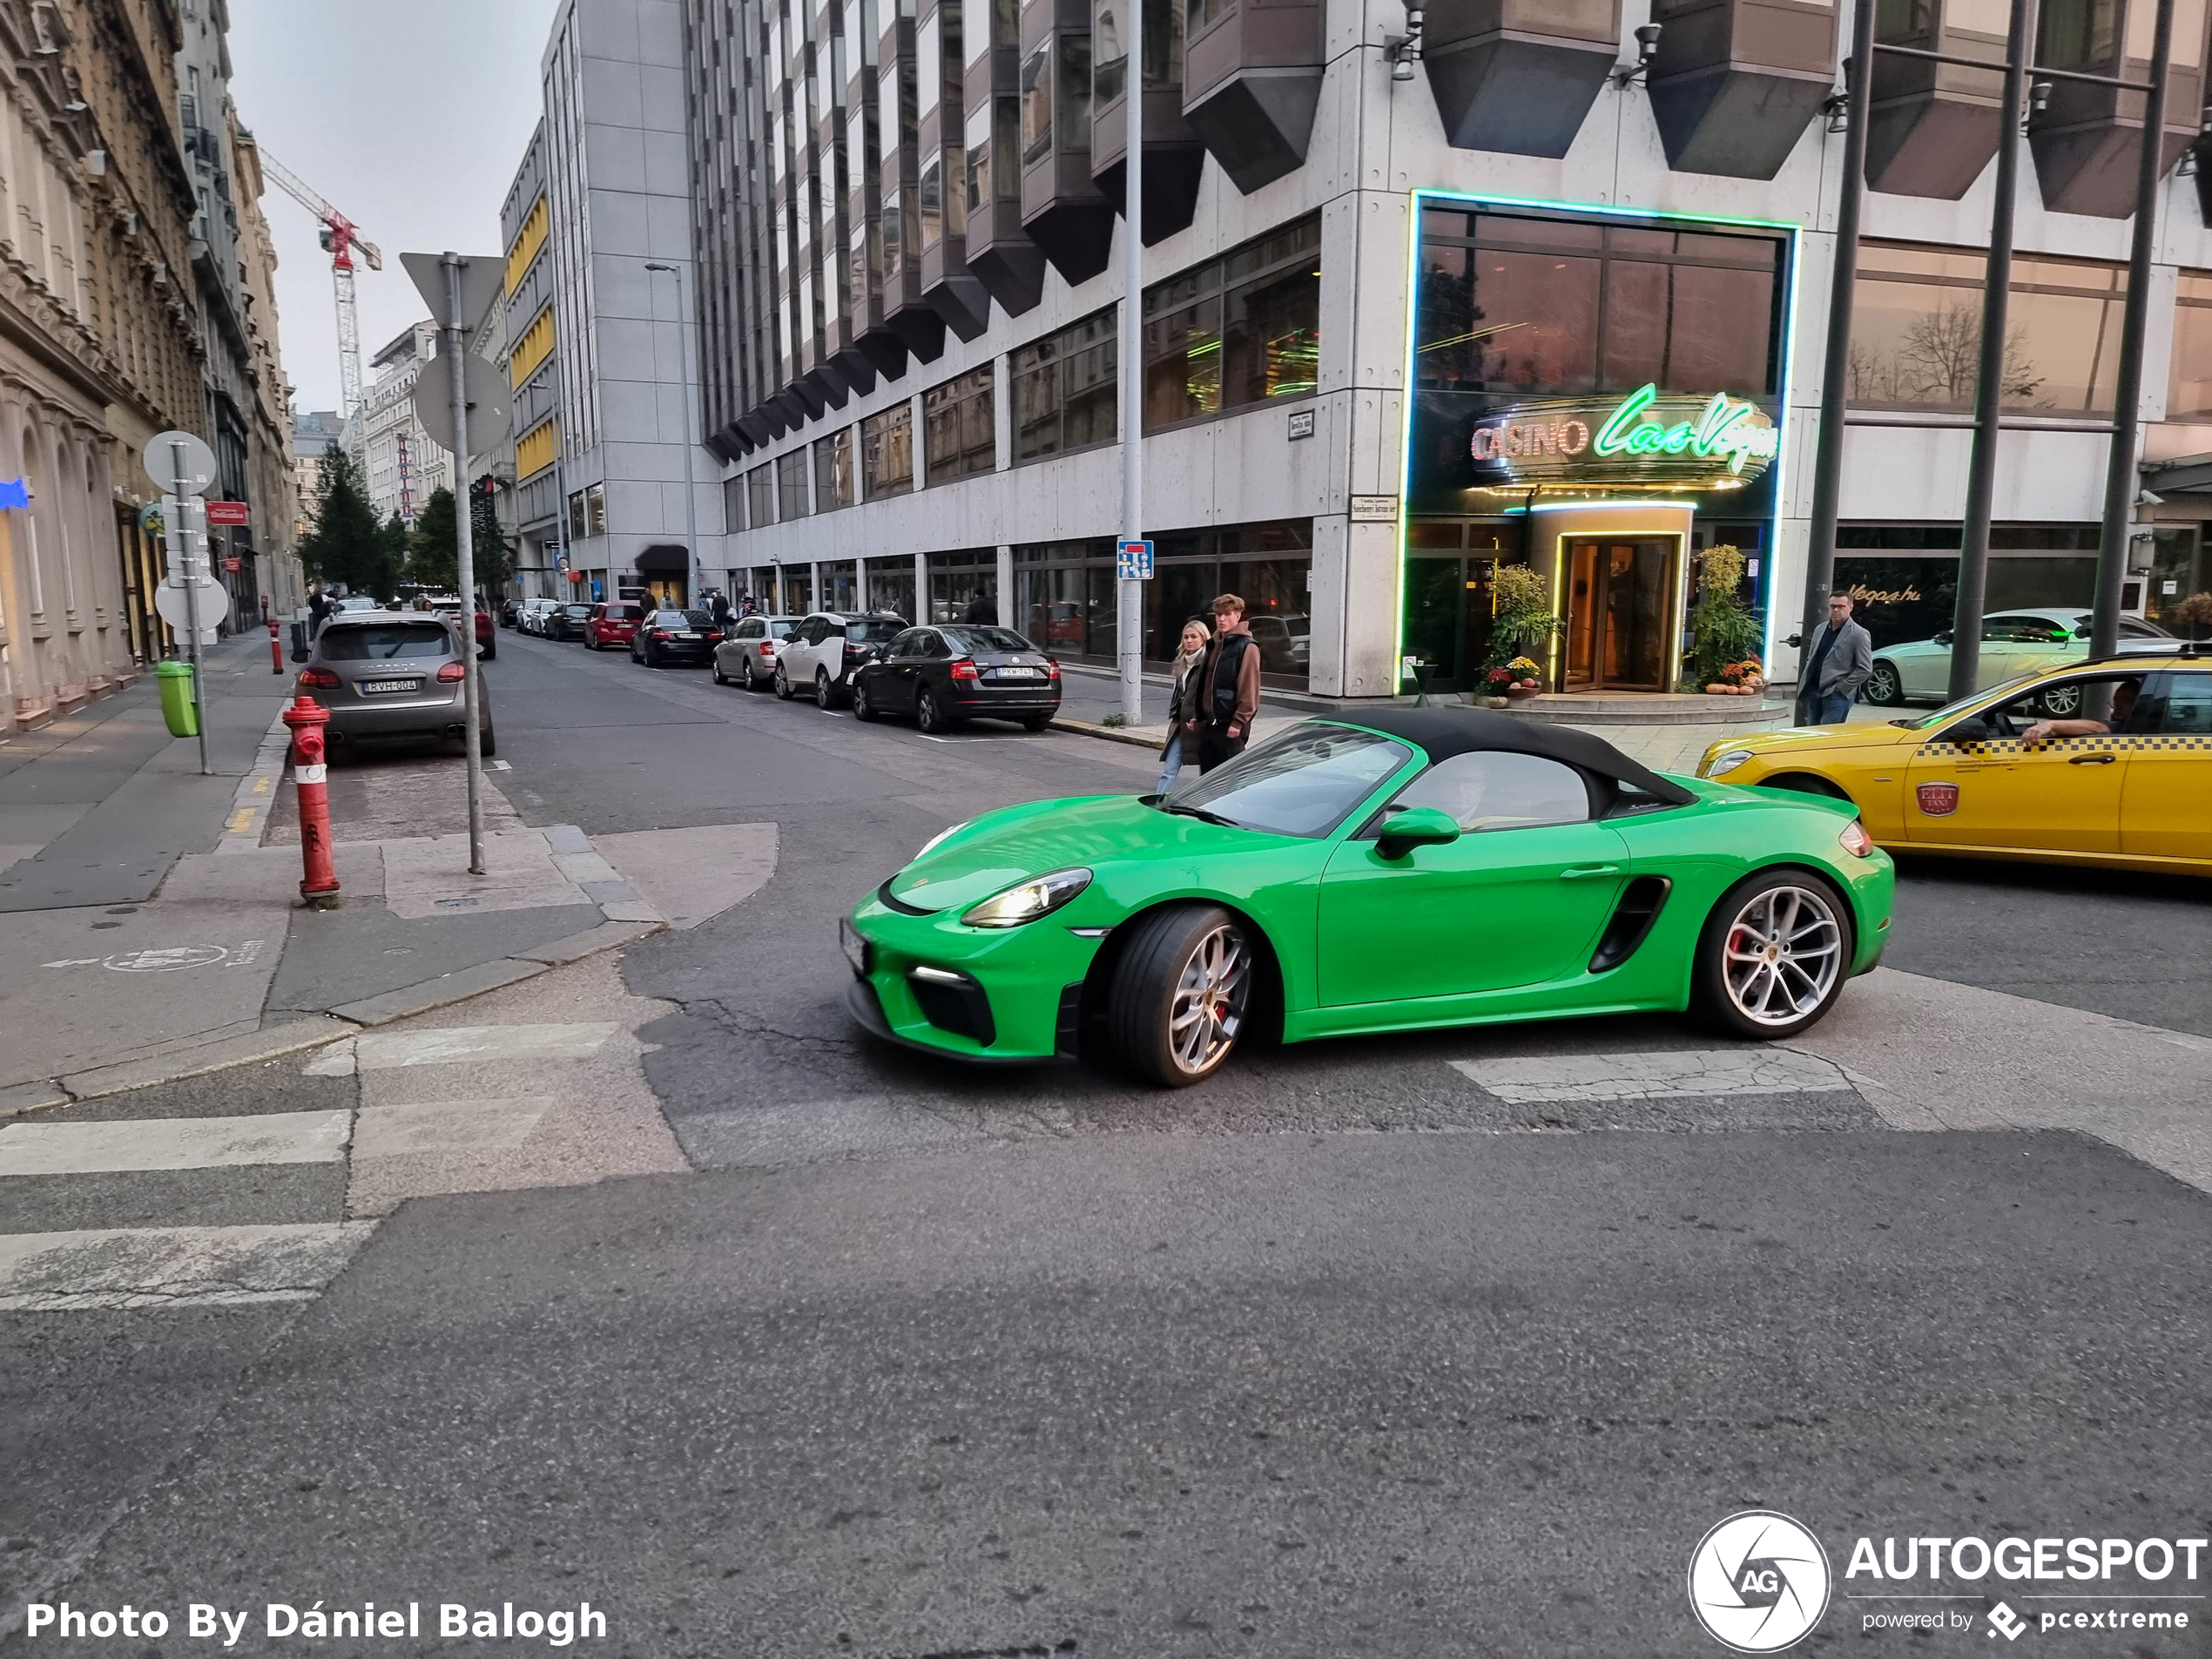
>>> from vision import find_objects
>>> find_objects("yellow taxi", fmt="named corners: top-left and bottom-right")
top-left (1695, 653), bottom-right (2211, 874)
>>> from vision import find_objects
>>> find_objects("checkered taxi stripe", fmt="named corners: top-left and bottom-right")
top-left (1914, 736), bottom-right (2212, 757)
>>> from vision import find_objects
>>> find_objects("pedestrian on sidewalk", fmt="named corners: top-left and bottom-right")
top-left (1794, 590), bottom-right (1872, 726)
top-left (1157, 615), bottom-right (1214, 792)
top-left (307, 587), bottom-right (333, 632)
top-left (708, 590), bottom-right (732, 631)
top-left (1191, 593), bottom-right (1260, 773)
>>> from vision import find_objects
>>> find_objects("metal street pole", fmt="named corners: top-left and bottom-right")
top-left (1117, 0), bottom-right (1144, 726)
top-left (168, 437), bottom-right (211, 774)
top-left (2091, 0), bottom-right (2175, 659)
top-left (1800, 0), bottom-right (1875, 679)
top-left (442, 253), bottom-right (486, 876)
top-left (646, 261), bottom-right (701, 607)
top-left (1947, 0), bottom-right (2033, 704)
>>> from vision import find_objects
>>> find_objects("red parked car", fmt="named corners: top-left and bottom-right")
top-left (583, 600), bottom-right (644, 651)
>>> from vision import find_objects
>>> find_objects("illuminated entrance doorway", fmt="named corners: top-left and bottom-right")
top-left (1563, 538), bottom-right (1675, 691)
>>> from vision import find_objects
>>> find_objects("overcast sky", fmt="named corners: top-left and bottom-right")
top-left (228, 0), bottom-right (562, 419)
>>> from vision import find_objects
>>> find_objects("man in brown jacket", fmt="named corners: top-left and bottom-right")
top-left (1188, 592), bottom-right (1262, 772)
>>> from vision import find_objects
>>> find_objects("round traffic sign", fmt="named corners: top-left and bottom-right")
top-left (143, 430), bottom-right (218, 497)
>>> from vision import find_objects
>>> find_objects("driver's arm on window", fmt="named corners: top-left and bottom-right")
top-left (2021, 717), bottom-right (2112, 747)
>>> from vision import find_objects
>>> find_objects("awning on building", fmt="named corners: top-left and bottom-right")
top-left (2143, 453), bottom-right (2212, 498)
top-left (634, 544), bottom-right (689, 574)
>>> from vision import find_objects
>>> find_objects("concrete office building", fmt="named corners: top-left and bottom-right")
top-left (350, 321), bottom-right (450, 529)
top-left (498, 0), bottom-right (722, 611)
top-left (688, 0), bottom-right (2212, 698)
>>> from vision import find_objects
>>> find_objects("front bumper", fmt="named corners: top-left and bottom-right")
top-left (844, 886), bottom-right (1099, 1061)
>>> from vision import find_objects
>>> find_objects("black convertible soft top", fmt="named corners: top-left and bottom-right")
top-left (1319, 705), bottom-right (1698, 806)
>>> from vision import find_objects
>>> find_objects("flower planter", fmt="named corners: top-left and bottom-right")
top-left (1506, 685), bottom-right (1540, 701)
top-left (1480, 696), bottom-right (1510, 710)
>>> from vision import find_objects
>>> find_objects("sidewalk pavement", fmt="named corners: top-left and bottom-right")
top-left (0, 637), bottom-right (774, 1114)
top-left (1052, 663), bottom-right (1897, 777)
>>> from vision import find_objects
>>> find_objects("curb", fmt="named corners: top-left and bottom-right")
top-left (217, 709), bottom-right (294, 853)
top-left (1050, 715), bottom-right (1165, 751)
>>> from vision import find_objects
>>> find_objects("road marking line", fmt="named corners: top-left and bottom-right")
top-left (347, 1022), bottom-right (623, 1071)
top-left (1449, 1048), bottom-right (1854, 1103)
top-left (0, 1221), bottom-right (376, 1310)
top-left (0, 1109), bottom-right (352, 1176)
top-left (352, 1096), bottom-right (550, 1157)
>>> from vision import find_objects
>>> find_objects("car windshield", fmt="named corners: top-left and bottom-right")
top-left (1159, 722), bottom-right (1413, 838)
top-left (319, 624), bottom-right (452, 661)
top-left (564, 605), bottom-right (591, 617)
top-left (940, 626), bottom-right (1033, 654)
top-left (1908, 672), bottom-right (2040, 729)
top-left (846, 617), bottom-right (906, 644)
top-left (656, 610), bottom-right (711, 626)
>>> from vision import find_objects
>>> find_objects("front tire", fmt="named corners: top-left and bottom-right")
top-left (1107, 904), bottom-right (1258, 1087)
top-left (1691, 869), bottom-right (1854, 1041)
top-left (711, 660), bottom-right (728, 685)
top-left (1862, 660), bottom-right (1904, 706)
top-left (773, 664), bottom-right (794, 700)
top-left (852, 678), bottom-right (879, 721)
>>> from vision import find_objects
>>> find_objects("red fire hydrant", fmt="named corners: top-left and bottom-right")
top-left (281, 695), bottom-right (341, 907)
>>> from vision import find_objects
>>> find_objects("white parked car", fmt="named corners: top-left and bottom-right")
top-left (1862, 606), bottom-right (2178, 707)
top-left (711, 614), bottom-right (799, 689)
top-left (772, 610), bottom-right (908, 707)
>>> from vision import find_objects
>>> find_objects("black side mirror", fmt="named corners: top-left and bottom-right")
top-left (1943, 718), bottom-right (1990, 745)
top-left (1377, 806), bottom-right (1463, 860)
top-left (1933, 630), bottom-right (1954, 646)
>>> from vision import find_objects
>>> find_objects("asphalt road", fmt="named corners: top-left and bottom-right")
top-left (7, 627), bottom-right (2209, 1659)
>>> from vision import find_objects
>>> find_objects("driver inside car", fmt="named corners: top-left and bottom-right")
top-left (2021, 678), bottom-right (2142, 747)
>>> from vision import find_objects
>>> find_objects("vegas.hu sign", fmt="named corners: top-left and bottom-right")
top-left (1467, 384), bottom-right (1779, 489)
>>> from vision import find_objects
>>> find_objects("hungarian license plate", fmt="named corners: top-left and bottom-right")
top-left (839, 917), bottom-right (871, 976)
top-left (360, 678), bottom-right (421, 695)
top-left (993, 666), bottom-right (1044, 680)
top-left (672, 631), bottom-right (698, 639)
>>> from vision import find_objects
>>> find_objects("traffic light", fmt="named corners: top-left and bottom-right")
top-left (471, 474), bottom-right (498, 502)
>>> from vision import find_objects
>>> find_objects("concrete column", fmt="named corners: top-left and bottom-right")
top-left (914, 550), bottom-right (928, 623)
top-left (810, 559), bottom-right (821, 612)
top-left (992, 354), bottom-right (1012, 472)
top-left (995, 543), bottom-right (1013, 628)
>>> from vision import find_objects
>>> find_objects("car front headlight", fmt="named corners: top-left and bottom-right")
top-left (961, 867), bottom-right (1092, 928)
top-left (1703, 748), bottom-right (1755, 779)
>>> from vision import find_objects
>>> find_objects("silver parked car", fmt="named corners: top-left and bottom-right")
top-left (295, 610), bottom-right (496, 758)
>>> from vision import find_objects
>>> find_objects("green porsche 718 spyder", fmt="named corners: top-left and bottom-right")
top-left (842, 709), bottom-right (1895, 1086)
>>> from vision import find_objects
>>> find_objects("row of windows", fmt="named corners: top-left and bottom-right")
top-left (1415, 209), bottom-right (2211, 423)
top-left (732, 215), bottom-right (1322, 529)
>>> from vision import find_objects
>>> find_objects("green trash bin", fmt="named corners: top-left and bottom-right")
top-left (156, 658), bottom-right (199, 738)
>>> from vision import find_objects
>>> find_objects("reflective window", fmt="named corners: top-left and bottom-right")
top-left (813, 428), bottom-right (855, 509)
top-left (926, 366), bottom-right (996, 482)
top-left (1163, 723), bottom-right (1412, 838)
top-left (776, 448), bottom-right (811, 519)
top-left (1143, 215), bottom-right (1320, 428)
top-left (1015, 308), bottom-right (1118, 460)
top-left (2171, 271), bottom-right (2212, 420)
top-left (1851, 242), bottom-right (2126, 415)
top-left (862, 401), bottom-right (915, 496)
top-left (1415, 214), bottom-right (1781, 397)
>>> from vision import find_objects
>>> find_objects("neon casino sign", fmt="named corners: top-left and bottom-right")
top-left (1467, 383), bottom-right (1778, 491)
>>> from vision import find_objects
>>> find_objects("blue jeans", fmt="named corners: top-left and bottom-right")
top-left (1800, 691), bottom-right (1854, 725)
top-left (1157, 731), bottom-right (1185, 793)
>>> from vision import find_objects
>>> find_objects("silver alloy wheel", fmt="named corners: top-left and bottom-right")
top-left (1168, 921), bottom-right (1251, 1076)
top-left (816, 668), bottom-right (833, 708)
top-left (2039, 681), bottom-right (2084, 717)
top-left (1721, 884), bottom-right (1844, 1028)
top-left (1864, 661), bottom-right (1901, 705)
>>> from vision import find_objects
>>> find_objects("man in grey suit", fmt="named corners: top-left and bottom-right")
top-left (1796, 591), bottom-right (1874, 726)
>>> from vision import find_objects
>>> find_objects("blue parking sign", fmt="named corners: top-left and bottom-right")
top-left (1116, 538), bottom-right (1154, 580)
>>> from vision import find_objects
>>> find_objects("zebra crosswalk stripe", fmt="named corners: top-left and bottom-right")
top-left (0, 1222), bottom-right (376, 1311)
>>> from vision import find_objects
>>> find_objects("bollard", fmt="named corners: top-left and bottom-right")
top-left (281, 695), bottom-right (341, 908)
top-left (267, 614), bottom-right (284, 675)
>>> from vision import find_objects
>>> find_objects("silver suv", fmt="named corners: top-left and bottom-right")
top-left (295, 610), bottom-right (496, 757)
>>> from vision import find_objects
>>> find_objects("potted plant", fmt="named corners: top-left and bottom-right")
top-left (1479, 666), bottom-right (1514, 709)
top-left (1711, 657), bottom-right (1766, 696)
top-left (2176, 590), bottom-right (2212, 643)
top-left (1504, 655), bottom-right (1544, 698)
top-left (1688, 545), bottom-right (1767, 694)
top-left (1485, 565), bottom-right (1561, 698)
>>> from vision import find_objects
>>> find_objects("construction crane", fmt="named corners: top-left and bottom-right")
top-left (259, 152), bottom-right (382, 421)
